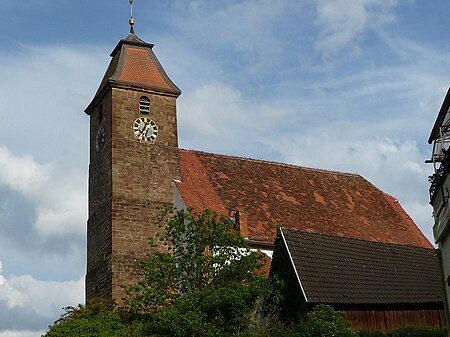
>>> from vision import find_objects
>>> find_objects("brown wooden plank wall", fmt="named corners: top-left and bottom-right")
top-left (342, 309), bottom-right (446, 332)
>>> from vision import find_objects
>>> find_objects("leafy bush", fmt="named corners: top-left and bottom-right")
top-left (142, 280), bottom-right (280, 336)
top-left (44, 303), bottom-right (127, 337)
top-left (357, 326), bottom-right (448, 337)
top-left (124, 208), bottom-right (266, 314)
top-left (44, 209), bottom-right (449, 337)
top-left (386, 326), bottom-right (447, 337)
top-left (44, 300), bottom-right (449, 337)
top-left (295, 304), bottom-right (357, 337)
top-left (143, 307), bottom-right (219, 337)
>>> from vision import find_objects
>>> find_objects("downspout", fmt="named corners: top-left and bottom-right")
top-left (437, 248), bottom-right (450, 329)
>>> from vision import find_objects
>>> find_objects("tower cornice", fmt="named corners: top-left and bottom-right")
top-left (110, 33), bottom-right (154, 57)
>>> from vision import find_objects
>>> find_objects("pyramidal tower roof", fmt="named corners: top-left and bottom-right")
top-left (86, 23), bottom-right (181, 114)
top-left (104, 32), bottom-right (180, 94)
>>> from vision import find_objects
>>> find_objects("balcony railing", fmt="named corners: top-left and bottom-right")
top-left (429, 152), bottom-right (450, 201)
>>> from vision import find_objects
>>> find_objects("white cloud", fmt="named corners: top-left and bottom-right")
top-left (270, 135), bottom-right (429, 193)
top-left (0, 43), bottom-right (104, 241)
top-left (0, 331), bottom-right (45, 337)
top-left (402, 200), bottom-right (434, 245)
top-left (0, 258), bottom-right (84, 334)
top-left (0, 40), bottom-right (104, 335)
top-left (314, 0), bottom-right (401, 56)
top-left (0, 44), bottom-right (102, 166)
top-left (0, 146), bottom-right (86, 238)
top-left (178, 81), bottom-right (292, 155)
top-left (315, 0), bottom-right (368, 54)
top-left (0, 148), bottom-right (50, 193)
top-left (154, 0), bottom-right (304, 79)
top-left (6, 275), bottom-right (84, 315)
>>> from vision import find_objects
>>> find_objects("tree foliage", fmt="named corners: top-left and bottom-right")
top-left (44, 300), bottom-right (448, 337)
top-left (298, 304), bottom-right (356, 337)
top-left (44, 208), bottom-right (448, 337)
top-left (142, 279), bottom-right (280, 336)
top-left (124, 208), bottom-right (267, 313)
top-left (43, 302), bottom-right (129, 337)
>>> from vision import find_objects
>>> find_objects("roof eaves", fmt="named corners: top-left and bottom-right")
top-left (85, 81), bottom-right (111, 115)
top-left (146, 47), bottom-right (181, 96)
top-left (246, 239), bottom-right (275, 250)
top-left (429, 87), bottom-right (450, 144)
top-left (109, 79), bottom-right (181, 97)
top-left (280, 228), bottom-right (308, 302)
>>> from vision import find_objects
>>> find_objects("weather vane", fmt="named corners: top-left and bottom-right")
top-left (129, 0), bottom-right (135, 34)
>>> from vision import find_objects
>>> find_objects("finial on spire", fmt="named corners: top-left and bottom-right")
top-left (129, 0), bottom-right (135, 34)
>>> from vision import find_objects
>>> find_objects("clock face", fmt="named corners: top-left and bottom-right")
top-left (133, 117), bottom-right (158, 143)
top-left (96, 125), bottom-right (105, 152)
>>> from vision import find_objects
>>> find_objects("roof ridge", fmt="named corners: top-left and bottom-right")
top-left (179, 148), bottom-right (360, 178)
top-left (282, 227), bottom-right (435, 252)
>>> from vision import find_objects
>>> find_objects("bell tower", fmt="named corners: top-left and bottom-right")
top-left (84, 10), bottom-right (181, 302)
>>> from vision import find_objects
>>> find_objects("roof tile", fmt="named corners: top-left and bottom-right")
top-left (118, 47), bottom-right (173, 91)
top-left (177, 149), bottom-right (432, 248)
top-left (280, 228), bottom-right (443, 304)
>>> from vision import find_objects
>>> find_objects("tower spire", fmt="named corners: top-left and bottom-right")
top-left (129, 0), bottom-right (135, 34)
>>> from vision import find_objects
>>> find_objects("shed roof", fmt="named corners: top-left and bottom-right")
top-left (280, 228), bottom-right (443, 305)
top-left (176, 149), bottom-right (432, 248)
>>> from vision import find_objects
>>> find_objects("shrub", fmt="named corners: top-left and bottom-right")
top-left (44, 303), bottom-right (127, 337)
top-left (142, 281), bottom-right (276, 336)
top-left (124, 208), bottom-right (266, 314)
top-left (387, 326), bottom-right (447, 337)
top-left (294, 305), bottom-right (357, 337)
top-left (357, 326), bottom-right (448, 337)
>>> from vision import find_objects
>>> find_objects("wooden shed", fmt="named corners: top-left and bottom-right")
top-left (270, 228), bottom-right (446, 332)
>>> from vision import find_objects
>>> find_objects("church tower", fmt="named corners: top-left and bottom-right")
top-left (84, 14), bottom-right (181, 302)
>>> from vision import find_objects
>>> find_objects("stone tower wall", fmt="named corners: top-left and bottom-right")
top-left (109, 87), bottom-right (180, 301)
top-left (86, 90), bottom-right (113, 301)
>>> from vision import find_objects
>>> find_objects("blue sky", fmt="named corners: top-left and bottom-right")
top-left (1, 1), bottom-right (450, 335)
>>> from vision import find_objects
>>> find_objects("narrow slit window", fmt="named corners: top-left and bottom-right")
top-left (98, 105), bottom-right (103, 124)
top-left (139, 97), bottom-right (150, 115)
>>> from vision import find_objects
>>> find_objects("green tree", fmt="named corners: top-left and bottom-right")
top-left (124, 208), bottom-right (268, 314)
top-left (141, 277), bottom-right (285, 336)
top-left (45, 208), bottom-right (279, 337)
top-left (50, 209), bottom-right (420, 336)
top-left (43, 302), bottom-right (129, 337)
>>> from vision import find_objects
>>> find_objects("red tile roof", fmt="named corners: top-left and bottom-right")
top-left (176, 150), bottom-right (432, 249)
top-left (118, 47), bottom-right (174, 91)
top-left (86, 33), bottom-right (180, 113)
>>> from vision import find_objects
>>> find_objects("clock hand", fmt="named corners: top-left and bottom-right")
top-left (146, 128), bottom-right (153, 139)
top-left (139, 121), bottom-right (146, 132)
top-left (141, 122), bottom-right (151, 141)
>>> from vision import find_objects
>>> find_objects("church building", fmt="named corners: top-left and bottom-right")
top-left (84, 16), bottom-right (444, 331)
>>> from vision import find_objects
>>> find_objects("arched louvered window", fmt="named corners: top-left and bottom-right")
top-left (139, 96), bottom-right (150, 115)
